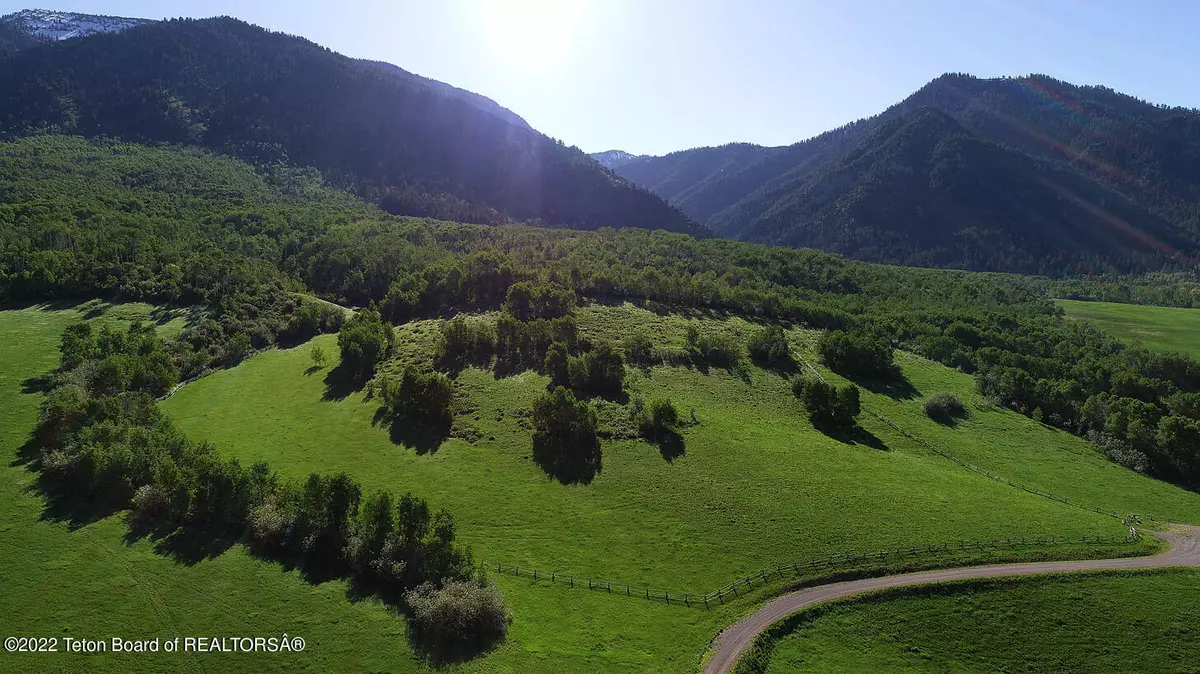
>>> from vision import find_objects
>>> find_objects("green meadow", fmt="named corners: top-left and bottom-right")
top-left (5, 301), bottom-right (1199, 672)
top-left (1059, 299), bottom-right (1200, 357)
top-left (756, 570), bottom-right (1200, 674)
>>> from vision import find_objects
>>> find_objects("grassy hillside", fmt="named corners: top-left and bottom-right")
top-left (8, 301), bottom-right (1199, 673)
top-left (818, 347), bottom-right (1200, 523)
top-left (1059, 299), bottom-right (1200, 357)
top-left (755, 570), bottom-right (1200, 673)
top-left (162, 302), bottom-right (1179, 593)
top-left (0, 305), bottom-right (418, 673)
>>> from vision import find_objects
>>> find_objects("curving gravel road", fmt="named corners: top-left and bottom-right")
top-left (703, 526), bottom-right (1200, 674)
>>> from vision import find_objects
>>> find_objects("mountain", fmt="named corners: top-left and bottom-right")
top-left (603, 74), bottom-right (1200, 275)
top-left (0, 8), bottom-right (150, 40)
top-left (0, 16), bottom-right (703, 236)
top-left (0, 10), bottom-right (533, 134)
top-left (360, 60), bottom-right (531, 131)
top-left (592, 150), bottom-right (643, 170)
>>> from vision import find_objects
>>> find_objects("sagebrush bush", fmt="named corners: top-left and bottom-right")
top-left (405, 578), bottom-right (511, 652)
top-left (130, 483), bottom-right (169, 518)
top-left (924, 392), bottom-right (967, 423)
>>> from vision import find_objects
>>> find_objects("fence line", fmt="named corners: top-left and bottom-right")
top-left (484, 534), bottom-right (1140, 610)
top-left (791, 351), bottom-right (1186, 528)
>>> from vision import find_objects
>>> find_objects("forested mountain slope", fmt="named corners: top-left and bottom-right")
top-left (598, 74), bottom-right (1200, 274)
top-left (0, 17), bottom-right (703, 236)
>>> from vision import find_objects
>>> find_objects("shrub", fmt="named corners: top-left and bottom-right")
top-left (248, 498), bottom-right (292, 549)
top-left (625, 332), bottom-right (657, 367)
top-left (685, 324), bottom-right (742, 368)
top-left (924, 392), bottom-right (967, 424)
top-left (637, 398), bottom-right (681, 439)
top-left (130, 483), bottom-right (169, 519)
top-left (405, 578), bottom-right (511, 653)
top-left (747, 325), bottom-right (791, 368)
top-left (790, 376), bottom-right (806, 398)
top-left (440, 315), bottom-right (496, 365)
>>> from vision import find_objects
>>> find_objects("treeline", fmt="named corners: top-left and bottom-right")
top-left (34, 319), bottom-right (507, 654)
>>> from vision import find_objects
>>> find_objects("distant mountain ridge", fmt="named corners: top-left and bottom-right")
top-left (596, 74), bottom-right (1200, 275)
top-left (0, 9), bottom-right (532, 134)
top-left (0, 15), bottom-right (703, 236)
top-left (0, 8), bottom-right (150, 40)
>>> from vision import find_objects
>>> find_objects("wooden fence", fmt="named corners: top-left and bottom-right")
top-left (485, 533), bottom-right (1140, 610)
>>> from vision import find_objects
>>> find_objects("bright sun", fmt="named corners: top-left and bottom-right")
top-left (475, 0), bottom-right (591, 70)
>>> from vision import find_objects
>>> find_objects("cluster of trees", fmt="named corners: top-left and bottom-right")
top-left (337, 306), bottom-right (395, 380)
top-left (530, 387), bottom-right (601, 483)
top-left (747, 325), bottom-right (792, 369)
top-left (817, 330), bottom-right (897, 380)
top-left (33, 320), bottom-right (502, 650)
top-left (684, 324), bottom-right (743, 369)
top-left (792, 376), bottom-right (861, 427)
top-left (380, 368), bottom-right (455, 421)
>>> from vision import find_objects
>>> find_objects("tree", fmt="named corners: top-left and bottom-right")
top-left (817, 330), bottom-right (896, 379)
top-left (747, 325), bottom-right (791, 368)
top-left (310, 345), bottom-right (327, 369)
top-left (567, 342), bottom-right (625, 397)
top-left (337, 306), bottom-right (394, 379)
top-left (544, 340), bottom-right (570, 388)
top-left (802, 378), bottom-right (859, 427)
top-left (530, 387), bottom-right (601, 483)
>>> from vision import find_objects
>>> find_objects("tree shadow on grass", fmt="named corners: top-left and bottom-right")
top-left (848, 372), bottom-right (920, 401)
top-left (372, 406), bottom-right (452, 455)
top-left (532, 432), bottom-right (602, 485)
top-left (21, 374), bottom-right (54, 394)
top-left (407, 625), bottom-right (506, 668)
top-left (647, 429), bottom-right (686, 462)
top-left (812, 418), bottom-right (889, 451)
top-left (389, 415), bottom-right (452, 455)
top-left (323, 362), bottom-right (366, 402)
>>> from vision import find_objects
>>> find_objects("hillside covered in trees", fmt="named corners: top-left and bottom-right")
top-left (0, 16), bottom-right (703, 236)
top-left (4, 135), bottom-right (1200, 496)
top-left (598, 74), bottom-right (1200, 275)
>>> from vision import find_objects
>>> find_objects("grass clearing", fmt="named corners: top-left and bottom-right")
top-left (6, 301), bottom-right (1199, 672)
top-left (1059, 299), bottom-right (1200, 357)
top-left (751, 570), bottom-right (1200, 673)
top-left (821, 347), bottom-right (1200, 524)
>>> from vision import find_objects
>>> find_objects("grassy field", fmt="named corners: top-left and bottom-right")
top-left (1059, 299), bottom-right (1200, 357)
top-left (6, 301), bottom-right (1199, 672)
top-left (163, 303), bottom-right (1158, 595)
top-left (753, 570), bottom-right (1200, 673)
top-left (816, 347), bottom-right (1200, 525)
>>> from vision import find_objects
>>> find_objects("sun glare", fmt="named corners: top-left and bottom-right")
top-left (475, 0), bottom-right (591, 70)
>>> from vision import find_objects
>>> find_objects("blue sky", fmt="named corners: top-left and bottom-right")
top-left (5, 1), bottom-right (1199, 155)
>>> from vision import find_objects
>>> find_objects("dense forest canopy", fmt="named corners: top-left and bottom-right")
top-left (0, 17), bottom-right (704, 237)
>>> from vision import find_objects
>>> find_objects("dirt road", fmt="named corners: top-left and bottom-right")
top-left (703, 526), bottom-right (1200, 674)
